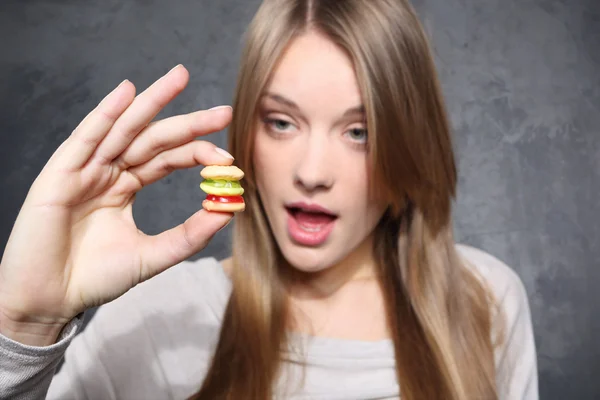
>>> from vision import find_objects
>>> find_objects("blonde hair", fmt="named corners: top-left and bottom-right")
top-left (192, 1), bottom-right (503, 399)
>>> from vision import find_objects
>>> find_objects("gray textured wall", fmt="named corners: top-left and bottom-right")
top-left (0, 0), bottom-right (598, 399)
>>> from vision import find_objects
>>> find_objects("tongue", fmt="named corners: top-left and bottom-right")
top-left (294, 210), bottom-right (335, 227)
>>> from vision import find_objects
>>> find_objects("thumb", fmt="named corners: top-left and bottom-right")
top-left (139, 209), bottom-right (233, 280)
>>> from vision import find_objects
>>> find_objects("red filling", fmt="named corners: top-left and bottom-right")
top-left (207, 194), bottom-right (244, 203)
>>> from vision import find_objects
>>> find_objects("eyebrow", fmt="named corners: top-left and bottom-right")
top-left (262, 92), bottom-right (365, 118)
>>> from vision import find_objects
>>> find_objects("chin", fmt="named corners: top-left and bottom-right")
top-left (277, 240), bottom-right (346, 274)
top-left (266, 205), bottom-right (379, 275)
top-left (272, 207), bottom-right (343, 272)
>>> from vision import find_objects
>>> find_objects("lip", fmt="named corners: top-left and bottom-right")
top-left (285, 201), bottom-right (338, 246)
top-left (284, 201), bottom-right (338, 217)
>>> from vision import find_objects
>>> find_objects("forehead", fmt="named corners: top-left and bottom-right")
top-left (265, 31), bottom-right (363, 109)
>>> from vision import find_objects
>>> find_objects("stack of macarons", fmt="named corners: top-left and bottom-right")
top-left (200, 165), bottom-right (245, 212)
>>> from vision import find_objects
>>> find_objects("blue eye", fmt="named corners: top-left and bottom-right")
top-left (265, 118), bottom-right (294, 132)
top-left (346, 128), bottom-right (368, 143)
top-left (274, 120), bottom-right (291, 130)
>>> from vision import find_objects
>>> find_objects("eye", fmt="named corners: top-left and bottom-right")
top-left (264, 118), bottom-right (296, 133)
top-left (345, 127), bottom-right (368, 143)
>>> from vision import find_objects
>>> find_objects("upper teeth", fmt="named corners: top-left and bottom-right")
top-left (299, 225), bottom-right (322, 232)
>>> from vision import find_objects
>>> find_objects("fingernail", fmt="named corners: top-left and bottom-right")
top-left (209, 105), bottom-right (232, 112)
top-left (117, 79), bottom-right (129, 89)
top-left (214, 147), bottom-right (234, 159)
top-left (169, 64), bottom-right (183, 73)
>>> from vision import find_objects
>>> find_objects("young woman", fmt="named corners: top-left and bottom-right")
top-left (0, 0), bottom-right (538, 399)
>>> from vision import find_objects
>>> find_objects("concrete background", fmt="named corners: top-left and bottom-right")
top-left (0, 0), bottom-right (598, 398)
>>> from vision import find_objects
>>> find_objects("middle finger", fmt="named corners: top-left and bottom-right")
top-left (91, 64), bottom-right (190, 165)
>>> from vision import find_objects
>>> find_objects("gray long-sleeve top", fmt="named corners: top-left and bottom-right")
top-left (0, 244), bottom-right (538, 399)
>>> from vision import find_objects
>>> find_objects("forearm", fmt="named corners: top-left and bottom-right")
top-left (0, 314), bottom-right (83, 400)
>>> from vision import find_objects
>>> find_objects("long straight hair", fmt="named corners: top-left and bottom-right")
top-left (191, 1), bottom-right (503, 399)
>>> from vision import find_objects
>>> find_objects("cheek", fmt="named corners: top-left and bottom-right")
top-left (343, 157), bottom-right (370, 201)
top-left (341, 159), bottom-right (387, 219)
top-left (363, 159), bottom-right (388, 207)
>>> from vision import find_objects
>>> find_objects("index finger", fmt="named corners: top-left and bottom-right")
top-left (117, 106), bottom-right (233, 168)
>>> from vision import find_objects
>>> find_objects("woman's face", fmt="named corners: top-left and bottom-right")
top-left (253, 31), bottom-right (387, 273)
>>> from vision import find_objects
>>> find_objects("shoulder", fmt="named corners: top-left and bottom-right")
top-left (456, 244), bottom-right (539, 398)
top-left (454, 244), bottom-right (532, 356)
top-left (455, 244), bottom-right (529, 310)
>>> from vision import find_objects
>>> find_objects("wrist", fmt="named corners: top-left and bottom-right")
top-left (0, 308), bottom-right (67, 346)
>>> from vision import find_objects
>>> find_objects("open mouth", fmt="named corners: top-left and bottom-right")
top-left (286, 207), bottom-right (338, 231)
top-left (285, 204), bottom-right (338, 246)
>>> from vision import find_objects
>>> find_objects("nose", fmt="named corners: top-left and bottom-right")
top-left (294, 133), bottom-right (334, 193)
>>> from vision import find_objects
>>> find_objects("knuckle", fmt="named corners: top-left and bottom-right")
top-left (74, 131), bottom-right (101, 149)
top-left (96, 105), bottom-right (119, 124)
top-left (181, 222), bottom-right (196, 250)
top-left (125, 169), bottom-right (144, 190)
top-left (156, 154), bottom-right (174, 175)
top-left (166, 224), bottom-right (196, 262)
top-left (185, 115), bottom-right (197, 138)
top-left (146, 124), bottom-right (166, 153)
top-left (113, 156), bottom-right (129, 170)
top-left (163, 230), bottom-right (185, 265)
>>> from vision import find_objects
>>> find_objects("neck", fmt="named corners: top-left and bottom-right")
top-left (287, 234), bottom-right (378, 300)
top-left (285, 234), bottom-right (392, 341)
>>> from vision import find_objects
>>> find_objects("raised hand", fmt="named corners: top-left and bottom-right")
top-left (0, 65), bottom-right (234, 345)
